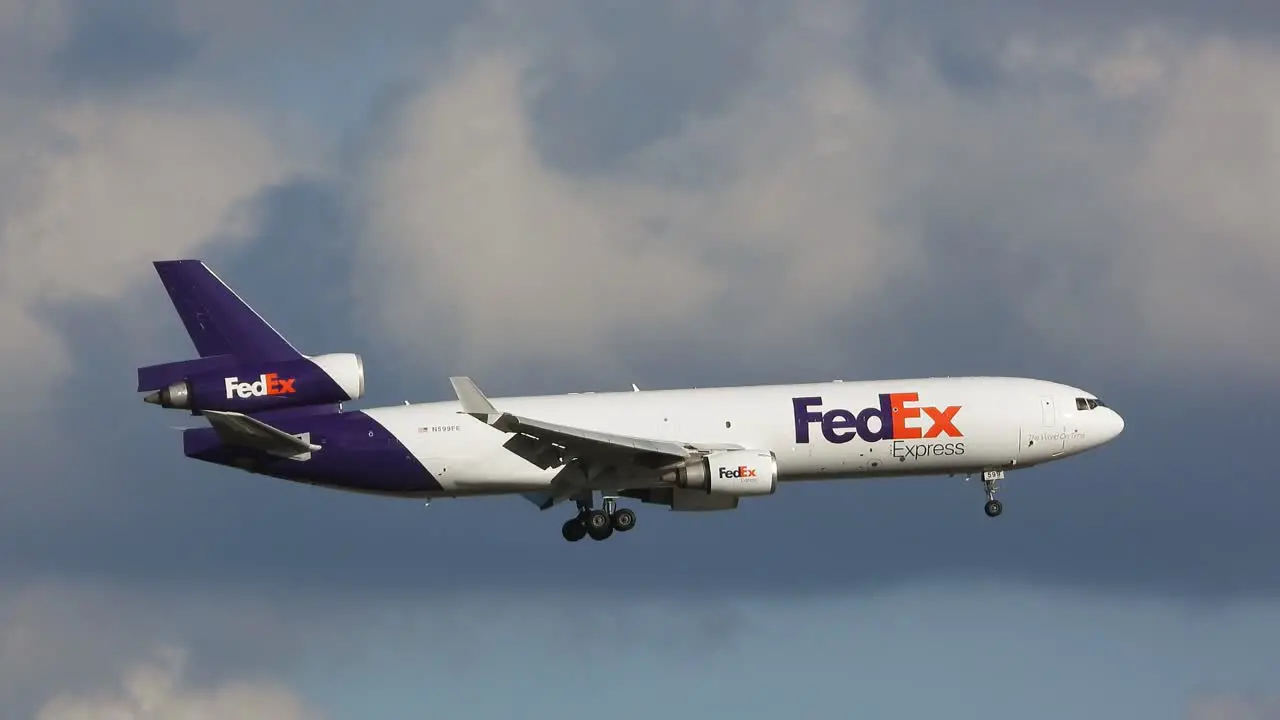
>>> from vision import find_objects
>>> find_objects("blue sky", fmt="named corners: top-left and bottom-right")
top-left (1, 1), bottom-right (1278, 718)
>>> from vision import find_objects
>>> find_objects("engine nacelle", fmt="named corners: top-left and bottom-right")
top-left (143, 353), bottom-right (365, 413)
top-left (659, 449), bottom-right (779, 497)
top-left (621, 487), bottom-right (741, 511)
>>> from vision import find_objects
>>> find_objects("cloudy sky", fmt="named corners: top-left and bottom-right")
top-left (1, 0), bottom-right (1278, 717)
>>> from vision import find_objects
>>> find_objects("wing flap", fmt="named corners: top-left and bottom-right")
top-left (202, 409), bottom-right (320, 459)
top-left (500, 413), bottom-right (698, 465)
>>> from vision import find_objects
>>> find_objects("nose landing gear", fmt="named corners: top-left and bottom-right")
top-left (981, 470), bottom-right (1004, 517)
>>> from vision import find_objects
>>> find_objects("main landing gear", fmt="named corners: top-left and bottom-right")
top-left (981, 470), bottom-right (1004, 518)
top-left (561, 493), bottom-right (636, 542)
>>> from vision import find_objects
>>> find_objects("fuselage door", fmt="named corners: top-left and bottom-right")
top-left (1040, 396), bottom-right (1056, 426)
top-left (1021, 395), bottom-right (1066, 460)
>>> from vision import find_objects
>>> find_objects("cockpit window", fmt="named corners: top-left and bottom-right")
top-left (1076, 398), bottom-right (1088, 410)
top-left (1076, 397), bottom-right (1102, 410)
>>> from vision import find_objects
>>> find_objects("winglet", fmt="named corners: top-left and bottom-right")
top-left (449, 376), bottom-right (504, 425)
top-left (449, 376), bottom-right (496, 414)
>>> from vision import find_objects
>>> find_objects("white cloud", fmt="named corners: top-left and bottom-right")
top-left (0, 0), bottom-right (68, 69)
top-left (1, 97), bottom-right (284, 300)
top-left (352, 7), bottom-right (914, 375)
top-left (0, 578), bottom-right (748, 719)
top-left (0, 581), bottom-right (325, 717)
top-left (1188, 693), bottom-right (1280, 720)
top-left (1117, 36), bottom-right (1280, 358)
top-left (350, 5), bottom-right (1280, 380)
top-left (0, 91), bottom-right (291, 400)
top-left (2, 0), bottom-right (1272, 392)
top-left (33, 647), bottom-right (321, 720)
top-left (11, 576), bottom-right (1271, 720)
top-left (958, 27), bottom-right (1280, 375)
top-left (354, 48), bottom-right (722, 370)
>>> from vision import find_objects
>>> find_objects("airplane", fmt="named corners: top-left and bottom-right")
top-left (138, 260), bottom-right (1125, 542)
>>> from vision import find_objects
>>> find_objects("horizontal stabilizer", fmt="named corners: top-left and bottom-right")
top-left (202, 409), bottom-right (321, 459)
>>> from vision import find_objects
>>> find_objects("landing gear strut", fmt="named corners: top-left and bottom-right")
top-left (561, 492), bottom-right (637, 542)
top-left (982, 470), bottom-right (1004, 518)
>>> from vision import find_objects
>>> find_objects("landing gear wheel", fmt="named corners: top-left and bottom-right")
top-left (562, 518), bottom-right (587, 542)
top-left (585, 510), bottom-right (613, 541)
top-left (978, 470), bottom-right (1005, 519)
top-left (611, 508), bottom-right (636, 532)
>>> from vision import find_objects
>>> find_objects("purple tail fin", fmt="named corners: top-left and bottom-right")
top-left (153, 260), bottom-right (301, 361)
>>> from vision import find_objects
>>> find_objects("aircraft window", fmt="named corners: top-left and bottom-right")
top-left (1094, 399), bottom-right (1107, 408)
top-left (1087, 399), bottom-right (1098, 409)
top-left (1076, 397), bottom-right (1100, 410)
top-left (1076, 398), bottom-right (1089, 410)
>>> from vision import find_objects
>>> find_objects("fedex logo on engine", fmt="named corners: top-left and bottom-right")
top-left (224, 373), bottom-right (297, 399)
top-left (719, 465), bottom-right (758, 479)
top-left (792, 393), bottom-right (962, 444)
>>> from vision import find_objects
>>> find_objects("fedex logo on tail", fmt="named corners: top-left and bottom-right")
top-left (719, 465), bottom-right (758, 479)
top-left (793, 393), bottom-right (962, 444)
top-left (224, 373), bottom-right (297, 399)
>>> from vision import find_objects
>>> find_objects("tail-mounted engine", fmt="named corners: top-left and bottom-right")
top-left (140, 353), bottom-right (365, 414)
top-left (658, 449), bottom-right (779, 497)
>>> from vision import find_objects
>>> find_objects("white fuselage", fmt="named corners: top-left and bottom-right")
top-left (359, 376), bottom-right (1124, 498)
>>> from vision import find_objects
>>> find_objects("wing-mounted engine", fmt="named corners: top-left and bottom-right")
top-left (617, 449), bottom-right (777, 512)
top-left (139, 352), bottom-right (365, 414)
top-left (659, 449), bottom-right (779, 497)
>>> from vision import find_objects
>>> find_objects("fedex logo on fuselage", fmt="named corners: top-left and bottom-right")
top-left (224, 373), bottom-right (297, 399)
top-left (720, 465), bottom-right (758, 479)
top-left (793, 393), bottom-right (962, 444)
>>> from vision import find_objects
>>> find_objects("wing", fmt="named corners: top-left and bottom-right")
top-left (202, 409), bottom-right (320, 459)
top-left (449, 377), bottom-right (740, 507)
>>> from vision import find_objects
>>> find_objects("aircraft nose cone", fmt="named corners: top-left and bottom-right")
top-left (1105, 408), bottom-right (1125, 441)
